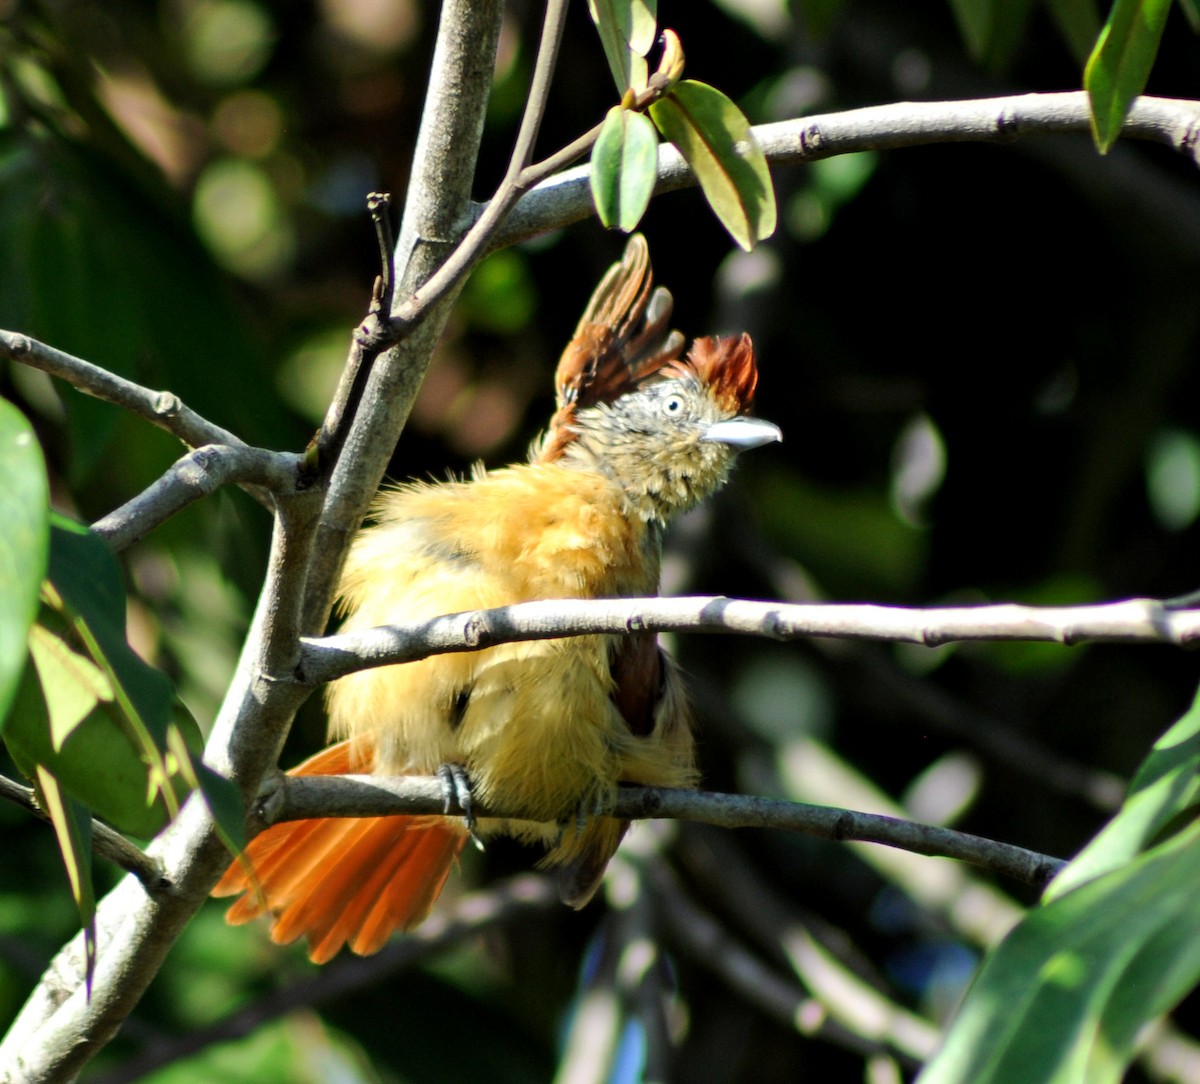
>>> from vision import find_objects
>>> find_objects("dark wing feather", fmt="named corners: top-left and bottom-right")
top-left (608, 630), bottom-right (665, 737)
top-left (552, 634), bottom-right (664, 906)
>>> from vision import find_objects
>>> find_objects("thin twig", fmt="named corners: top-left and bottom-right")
top-left (296, 594), bottom-right (1200, 686)
top-left (0, 330), bottom-right (247, 451)
top-left (264, 774), bottom-right (1064, 888)
top-left (312, 194), bottom-right (399, 475)
top-left (368, 192), bottom-right (395, 315)
top-left (92, 444), bottom-right (303, 551)
top-left (0, 775), bottom-right (170, 894)
top-left (385, 0), bottom-right (576, 336)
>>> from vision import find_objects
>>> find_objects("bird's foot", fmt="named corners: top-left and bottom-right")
top-left (569, 786), bottom-right (611, 836)
top-left (436, 762), bottom-right (476, 833)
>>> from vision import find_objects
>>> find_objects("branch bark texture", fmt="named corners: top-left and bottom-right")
top-left (264, 773), bottom-right (1064, 888)
top-left (298, 594), bottom-right (1200, 686)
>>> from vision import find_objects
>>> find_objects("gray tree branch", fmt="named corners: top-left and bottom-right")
top-left (298, 0), bottom-right (505, 639)
top-left (0, 3), bottom-right (504, 1079)
top-left (0, 329), bottom-right (248, 452)
top-left (261, 773), bottom-right (1064, 888)
top-left (497, 92), bottom-right (1200, 247)
top-left (91, 444), bottom-right (305, 551)
top-left (296, 594), bottom-right (1200, 686)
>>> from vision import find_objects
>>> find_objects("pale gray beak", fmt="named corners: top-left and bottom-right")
top-left (702, 416), bottom-right (783, 450)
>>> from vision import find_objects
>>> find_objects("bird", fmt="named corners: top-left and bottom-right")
top-left (213, 235), bottom-right (782, 963)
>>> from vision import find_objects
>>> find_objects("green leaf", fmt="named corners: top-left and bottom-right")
top-left (649, 80), bottom-right (776, 251)
top-left (919, 817), bottom-right (1200, 1084)
top-left (0, 398), bottom-right (48, 723)
top-left (34, 764), bottom-right (97, 994)
top-left (1044, 681), bottom-right (1200, 900)
top-left (6, 644), bottom-right (170, 838)
top-left (1084, 0), bottom-right (1171, 153)
top-left (27, 623), bottom-right (113, 751)
top-left (587, 0), bottom-right (656, 92)
top-left (1, 514), bottom-right (189, 836)
top-left (591, 107), bottom-right (659, 231)
top-left (46, 514), bottom-right (179, 816)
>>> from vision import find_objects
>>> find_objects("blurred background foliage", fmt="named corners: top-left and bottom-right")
top-left (3, 0), bottom-right (1200, 1080)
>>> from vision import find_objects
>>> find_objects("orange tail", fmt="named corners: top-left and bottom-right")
top-left (213, 741), bottom-right (468, 963)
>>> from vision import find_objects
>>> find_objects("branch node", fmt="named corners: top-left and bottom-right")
top-left (995, 105), bottom-right (1020, 138)
top-left (463, 612), bottom-right (488, 648)
top-left (254, 771), bottom-right (287, 827)
top-left (797, 121), bottom-right (823, 158)
top-left (153, 391), bottom-right (183, 419)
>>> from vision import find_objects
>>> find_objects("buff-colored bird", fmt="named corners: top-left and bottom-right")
top-left (214, 235), bottom-right (781, 962)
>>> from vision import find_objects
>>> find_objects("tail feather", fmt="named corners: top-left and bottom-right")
top-left (214, 740), bottom-right (467, 962)
top-left (336, 821), bottom-right (462, 958)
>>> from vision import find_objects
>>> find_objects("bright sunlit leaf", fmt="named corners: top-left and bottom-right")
top-left (649, 80), bottom-right (776, 250)
top-left (920, 816), bottom-right (1200, 1084)
top-left (7, 644), bottom-right (169, 839)
top-left (587, 0), bottom-right (656, 92)
top-left (35, 764), bottom-right (96, 994)
top-left (27, 623), bottom-right (113, 752)
top-left (1084, 0), bottom-right (1171, 152)
top-left (0, 397), bottom-right (47, 725)
top-left (0, 515), bottom-right (192, 838)
top-left (591, 106), bottom-right (659, 231)
top-left (921, 682), bottom-right (1200, 1084)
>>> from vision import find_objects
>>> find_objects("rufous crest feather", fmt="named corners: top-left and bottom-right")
top-left (540, 237), bottom-right (762, 461)
top-left (671, 332), bottom-right (759, 415)
top-left (540, 235), bottom-right (685, 461)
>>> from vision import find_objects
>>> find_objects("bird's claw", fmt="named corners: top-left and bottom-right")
top-left (569, 788), bottom-right (608, 836)
top-left (437, 763), bottom-right (476, 833)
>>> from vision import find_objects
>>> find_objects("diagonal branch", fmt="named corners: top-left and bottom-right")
top-left (260, 773), bottom-right (1064, 888)
top-left (0, 774), bottom-right (168, 894)
top-left (0, 330), bottom-right (248, 451)
top-left (296, 594), bottom-right (1200, 686)
top-left (297, 0), bottom-right (504, 639)
top-left (92, 444), bottom-right (305, 551)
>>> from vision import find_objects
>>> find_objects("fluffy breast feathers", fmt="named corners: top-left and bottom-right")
top-left (328, 464), bottom-right (696, 841)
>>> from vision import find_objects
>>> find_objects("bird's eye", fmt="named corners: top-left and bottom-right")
top-left (662, 394), bottom-right (686, 416)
